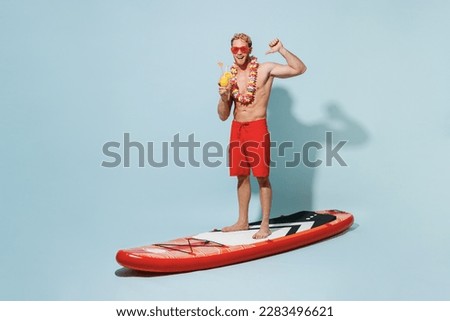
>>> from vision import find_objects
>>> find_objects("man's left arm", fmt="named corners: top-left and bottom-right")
top-left (266, 38), bottom-right (307, 78)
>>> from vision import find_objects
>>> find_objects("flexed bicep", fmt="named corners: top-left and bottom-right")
top-left (270, 63), bottom-right (304, 78)
top-left (265, 38), bottom-right (307, 78)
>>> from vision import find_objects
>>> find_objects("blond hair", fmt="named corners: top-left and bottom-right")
top-left (230, 33), bottom-right (252, 47)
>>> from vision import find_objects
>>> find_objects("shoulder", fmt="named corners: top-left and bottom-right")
top-left (259, 61), bottom-right (277, 69)
top-left (258, 61), bottom-right (278, 75)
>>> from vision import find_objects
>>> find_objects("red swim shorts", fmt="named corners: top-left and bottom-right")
top-left (229, 118), bottom-right (271, 177)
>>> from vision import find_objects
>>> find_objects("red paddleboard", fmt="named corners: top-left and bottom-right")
top-left (116, 209), bottom-right (353, 273)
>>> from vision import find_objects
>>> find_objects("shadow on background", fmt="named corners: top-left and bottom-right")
top-left (252, 86), bottom-right (370, 217)
top-left (115, 267), bottom-right (189, 278)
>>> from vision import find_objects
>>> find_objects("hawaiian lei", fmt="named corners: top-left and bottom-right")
top-left (230, 56), bottom-right (258, 105)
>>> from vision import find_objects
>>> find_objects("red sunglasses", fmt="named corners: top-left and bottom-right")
top-left (231, 46), bottom-right (250, 54)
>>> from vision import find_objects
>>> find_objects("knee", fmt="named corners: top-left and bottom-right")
top-left (256, 176), bottom-right (271, 188)
top-left (237, 175), bottom-right (250, 186)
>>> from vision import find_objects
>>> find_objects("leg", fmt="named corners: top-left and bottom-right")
top-left (253, 176), bottom-right (272, 239)
top-left (222, 175), bottom-right (250, 232)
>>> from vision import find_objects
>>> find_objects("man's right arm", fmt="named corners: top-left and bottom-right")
top-left (217, 87), bottom-right (232, 121)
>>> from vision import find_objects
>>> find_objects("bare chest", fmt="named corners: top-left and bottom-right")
top-left (234, 67), bottom-right (269, 94)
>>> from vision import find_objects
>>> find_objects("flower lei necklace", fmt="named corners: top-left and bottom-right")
top-left (230, 56), bottom-right (258, 105)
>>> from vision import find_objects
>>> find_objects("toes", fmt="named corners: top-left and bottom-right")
top-left (252, 230), bottom-right (271, 239)
top-left (221, 224), bottom-right (248, 233)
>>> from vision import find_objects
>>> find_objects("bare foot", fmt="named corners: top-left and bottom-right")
top-left (252, 227), bottom-right (272, 239)
top-left (221, 222), bottom-right (249, 232)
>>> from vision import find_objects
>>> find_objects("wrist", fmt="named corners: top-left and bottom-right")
top-left (279, 46), bottom-right (288, 56)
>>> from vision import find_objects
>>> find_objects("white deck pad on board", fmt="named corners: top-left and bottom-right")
top-left (193, 221), bottom-right (315, 246)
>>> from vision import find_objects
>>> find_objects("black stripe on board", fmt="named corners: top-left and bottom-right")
top-left (286, 225), bottom-right (301, 235)
top-left (248, 211), bottom-right (336, 229)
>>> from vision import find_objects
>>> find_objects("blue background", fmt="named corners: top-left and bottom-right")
top-left (1, 0), bottom-right (450, 300)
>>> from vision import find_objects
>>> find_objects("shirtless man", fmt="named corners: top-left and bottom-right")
top-left (218, 33), bottom-right (306, 239)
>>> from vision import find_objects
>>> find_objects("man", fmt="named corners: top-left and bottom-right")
top-left (218, 33), bottom-right (306, 239)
